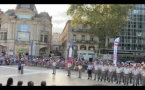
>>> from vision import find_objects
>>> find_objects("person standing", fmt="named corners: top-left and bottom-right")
top-left (141, 66), bottom-right (145, 86)
top-left (93, 62), bottom-right (99, 80)
top-left (52, 60), bottom-right (56, 75)
top-left (67, 62), bottom-right (72, 77)
top-left (21, 57), bottom-right (25, 74)
top-left (78, 63), bottom-right (82, 78)
top-left (132, 66), bottom-right (139, 86)
top-left (108, 64), bottom-right (114, 83)
top-left (18, 61), bottom-right (21, 74)
top-left (87, 62), bottom-right (93, 80)
top-left (100, 63), bottom-right (107, 82)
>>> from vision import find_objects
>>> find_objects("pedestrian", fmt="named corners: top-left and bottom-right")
top-left (18, 61), bottom-right (21, 74)
top-left (52, 60), bottom-right (56, 75)
top-left (78, 63), bottom-right (82, 78)
top-left (87, 62), bottom-right (93, 80)
top-left (67, 62), bottom-right (72, 77)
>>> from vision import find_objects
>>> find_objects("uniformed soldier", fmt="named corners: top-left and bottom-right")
top-left (108, 64), bottom-right (114, 83)
top-left (78, 63), bottom-right (82, 78)
top-left (105, 64), bottom-right (109, 82)
top-left (100, 63), bottom-right (107, 82)
top-left (112, 64), bottom-right (117, 82)
top-left (67, 62), bottom-right (72, 77)
top-left (132, 66), bottom-right (139, 86)
top-left (141, 66), bottom-right (145, 86)
top-left (128, 65), bottom-right (133, 84)
top-left (87, 62), bottom-right (93, 80)
top-left (97, 63), bottom-right (102, 81)
top-left (52, 60), bottom-right (56, 75)
top-left (120, 64), bottom-right (124, 83)
top-left (123, 65), bottom-right (129, 85)
top-left (137, 65), bottom-right (142, 85)
top-left (116, 65), bottom-right (122, 84)
top-left (94, 62), bottom-right (99, 80)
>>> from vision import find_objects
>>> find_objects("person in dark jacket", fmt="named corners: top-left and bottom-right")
top-left (18, 61), bottom-right (21, 74)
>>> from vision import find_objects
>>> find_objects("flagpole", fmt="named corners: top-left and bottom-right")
top-left (30, 40), bottom-right (33, 60)
top-left (113, 37), bottom-right (120, 67)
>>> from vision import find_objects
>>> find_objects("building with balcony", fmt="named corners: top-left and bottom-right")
top-left (0, 4), bottom-right (52, 56)
top-left (60, 20), bottom-right (98, 61)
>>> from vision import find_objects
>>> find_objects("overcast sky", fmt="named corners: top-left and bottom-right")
top-left (0, 4), bottom-right (72, 33)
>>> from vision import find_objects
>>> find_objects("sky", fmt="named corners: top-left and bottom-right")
top-left (0, 4), bottom-right (72, 33)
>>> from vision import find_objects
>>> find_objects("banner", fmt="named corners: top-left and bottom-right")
top-left (68, 40), bottom-right (74, 63)
top-left (16, 45), bottom-right (29, 55)
top-left (30, 41), bottom-right (33, 59)
top-left (113, 37), bottom-right (120, 66)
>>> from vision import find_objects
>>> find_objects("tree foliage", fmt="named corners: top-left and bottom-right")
top-left (67, 4), bottom-right (136, 48)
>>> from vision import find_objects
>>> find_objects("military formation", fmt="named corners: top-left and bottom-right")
top-left (63, 61), bottom-right (145, 86)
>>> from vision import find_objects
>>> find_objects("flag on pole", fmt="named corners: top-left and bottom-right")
top-left (68, 40), bottom-right (74, 63)
top-left (113, 37), bottom-right (120, 67)
top-left (30, 41), bottom-right (33, 60)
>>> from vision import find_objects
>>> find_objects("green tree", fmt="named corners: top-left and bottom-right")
top-left (67, 4), bottom-right (136, 48)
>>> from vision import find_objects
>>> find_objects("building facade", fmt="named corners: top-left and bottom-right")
top-left (0, 4), bottom-right (52, 56)
top-left (60, 20), bottom-right (98, 60)
top-left (119, 4), bottom-right (145, 55)
top-left (51, 33), bottom-right (61, 56)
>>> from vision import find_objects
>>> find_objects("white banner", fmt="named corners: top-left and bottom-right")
top-left (113, 37), bottom-right (120, 66)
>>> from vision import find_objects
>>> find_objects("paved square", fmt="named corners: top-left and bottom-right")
top-left (0, 65), bottom-right (121, 86)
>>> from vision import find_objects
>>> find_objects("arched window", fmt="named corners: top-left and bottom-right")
top-left (80, 45), bottom-right (86, 50)
top-left (18, 24), bottom-right (30, 32)
top-left (88, 46), bottom-right (95, 50)
top-left (73, 45), bottom-right (78, 50)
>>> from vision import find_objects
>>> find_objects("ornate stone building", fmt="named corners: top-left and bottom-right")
top-left (0, 4), bottom-right (52, 56)
top-left (60, 20), bottom-right (98, 61)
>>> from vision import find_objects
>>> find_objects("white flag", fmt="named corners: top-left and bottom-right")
top-left (113, 37), bottom-right (120, 66)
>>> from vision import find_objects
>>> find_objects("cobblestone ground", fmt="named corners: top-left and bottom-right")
top-left (0, 65), bottom-right (140, 86)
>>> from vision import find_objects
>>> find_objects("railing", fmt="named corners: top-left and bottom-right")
top-left (75, 40), bottom-right (97, 44)
top-left (0, 28), bottom-right (8, 31)
top-left (72, 29), bottom-right (88, 33)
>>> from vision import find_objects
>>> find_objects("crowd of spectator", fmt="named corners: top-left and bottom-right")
top-left (0, 77), bottom-right (47, 86)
